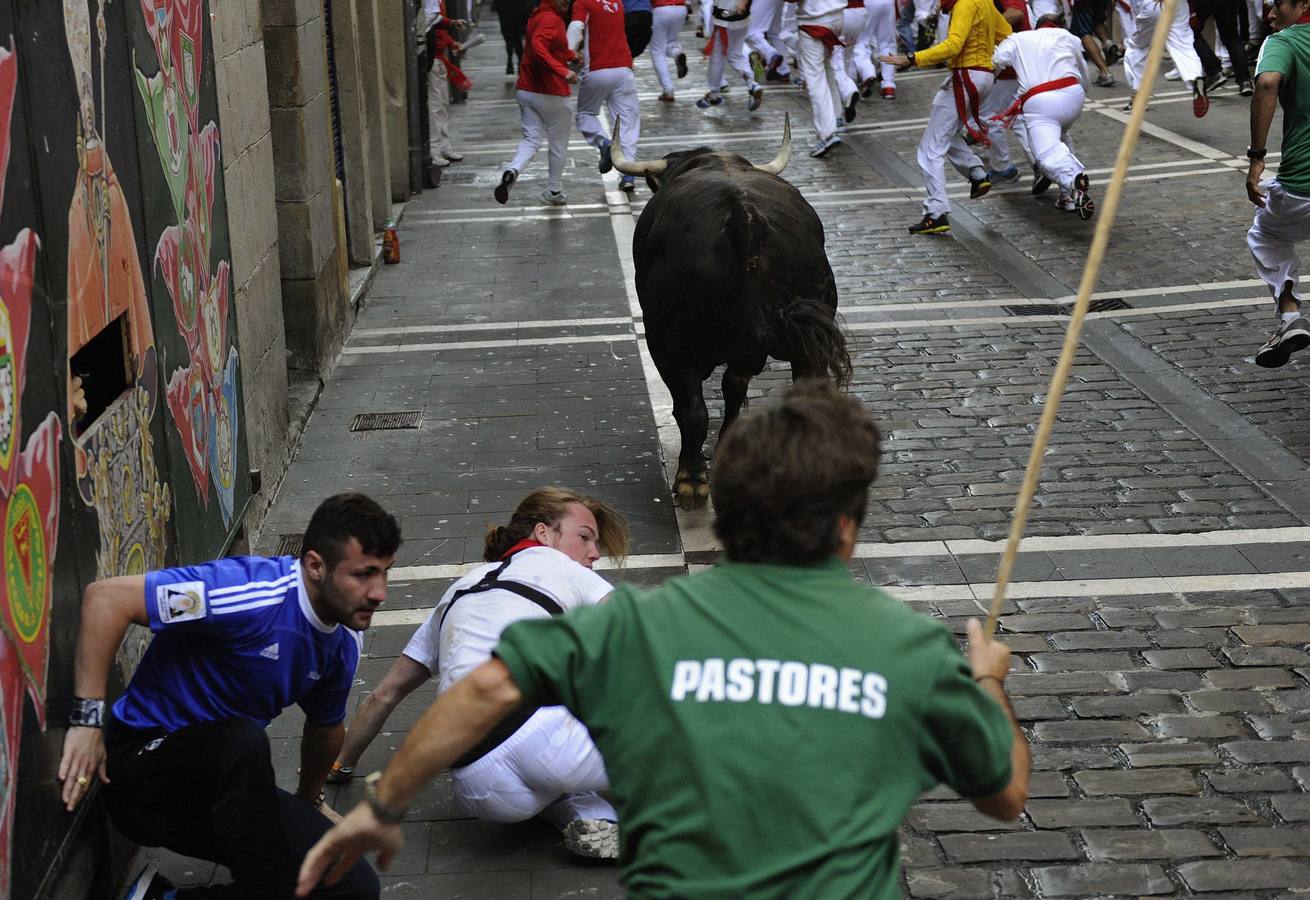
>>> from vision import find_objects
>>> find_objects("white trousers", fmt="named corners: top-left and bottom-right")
top-left (508, 89), bottom-right (572, 192)
top-left (428, 60), bottom-right (452, 156)
top-left (651, 5), bottom-right (687, 93)
top-left (1114, 0), bottom-right (1133, 44)
top-left (452, 707), bottom-right (615, 828)
top-left (576, 66), bottom-right (642, 159)
top-left (1248, 182), bottom-right (1310, 310)
top-left (978, 78), bottom-right (1031, 171)
top-left (1124, 0), bottom-right (1202, 89)
top-left (832, 8), bottom-right (869, 101)
top-left (796, 12), bottom-right (844, 141)
top-left (918, 70), bottom-right (992, 215)
top-left (854, 0), bottom-right (897, 87)
top-left (746, 0), bottom-right (790, 68)
top-left (1020, 86), bottom-right (1084, 192)
top-left (706, 24), bottom-right (759, 92)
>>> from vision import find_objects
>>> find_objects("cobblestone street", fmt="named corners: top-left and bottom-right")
top-left (153, 9), bottom-right (1310, 897)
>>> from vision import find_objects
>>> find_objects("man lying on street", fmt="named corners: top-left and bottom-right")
top-left (296, 380), bottom-right (1030, 899)
top-left (59, 492), bottom-right (400, 900)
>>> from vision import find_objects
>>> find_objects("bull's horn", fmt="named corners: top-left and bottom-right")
top-left (754, 113), bottom-right (792, 176)
top-left (610, 117), bottom-right (667, 176)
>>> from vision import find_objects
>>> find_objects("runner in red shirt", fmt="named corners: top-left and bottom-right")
top-left (495, 0), bottom-right (581, 206)
top-left (570, 0), bottom-right (645, 191)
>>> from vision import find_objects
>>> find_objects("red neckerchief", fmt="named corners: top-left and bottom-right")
top-left (1298, 11), bottom-right (1310, 23)
top-left (1036, 20), bottom-right (1062, 27)
top-left (500, 538), bottom-right (545, 560)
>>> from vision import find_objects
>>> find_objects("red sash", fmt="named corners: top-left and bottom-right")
top-left (799, 24), bottom-right (845, 49)
top-left (848, 0), bottom-right (865, 7)
top-left (989, 75), bottom-right (1079, 129)
top-left (703, 26), bottom-right (730, 55)
top-left (500, 538), bottom-right (545, 560)
top-left (951, 67), bottom-right (992, 145)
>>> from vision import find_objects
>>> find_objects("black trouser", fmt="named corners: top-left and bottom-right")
top-left (1191, 0), bottom-right (1249, 83)
top-left (105, 717), bottom-right (379, 900)
top-left (625, 10), bottom-right (653, 57)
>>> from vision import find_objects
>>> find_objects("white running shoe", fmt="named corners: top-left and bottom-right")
top-left (540, 189), bottom-right (567, 206)
top-left (562, 819), bottom-right (620, 859)
top-left (1164, 67), bottom-right (1181, 80)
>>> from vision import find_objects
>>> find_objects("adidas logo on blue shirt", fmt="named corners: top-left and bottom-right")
top-left (260, 643), bottom-right (280, 661)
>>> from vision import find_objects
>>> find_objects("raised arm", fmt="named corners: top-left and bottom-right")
top-left (965, 619), bottom-right (1030, 820)
top-left (58, 575), bottom-right (149, 811)
top-left (296, 659), bottom-right (523, 895)
top-left (1248, 71), bottom-right (1282, 207)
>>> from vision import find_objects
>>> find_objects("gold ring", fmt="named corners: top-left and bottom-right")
top-left (76, 776), bottom-right (89, 786)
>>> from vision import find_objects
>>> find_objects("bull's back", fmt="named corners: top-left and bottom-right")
top-left (634, 172), bottom-right (835, 363)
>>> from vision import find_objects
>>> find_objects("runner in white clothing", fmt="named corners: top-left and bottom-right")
top-left (791, 0), bottom-right (849, 156)
top-left (991, 14), bottom-right (1094, 217)
top-left (326, 489), bottom-right (630, 860)
top-left (1122, 0), bottom-right (1210, 115)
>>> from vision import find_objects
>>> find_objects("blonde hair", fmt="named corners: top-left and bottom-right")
top-left (483, 487), bottom-right (630, 563)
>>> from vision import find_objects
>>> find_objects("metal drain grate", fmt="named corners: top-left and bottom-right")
top-left (1002, 297), bottom-right (1133, 317)
top-left (350, 411), bottom-right (422, 432)
top-left (1003, 303), bottom-right (1065, 316)
top-left (1079, 297), bottom-right (1133, 313)
top-left (276, 534), bottom-right (303, 557)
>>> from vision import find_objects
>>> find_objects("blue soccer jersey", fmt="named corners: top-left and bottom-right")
top-left (111, 556), bottom-right (363, 732)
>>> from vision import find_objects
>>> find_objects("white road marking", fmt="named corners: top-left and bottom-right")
top-left (353, 317), bottom-right (631, 337)
top-left (844, 297), bottom-right (1265, 332)
top-left (340, 332), bottom-right (635, 355)
top-left (886, 570), bottom-right (1310, 606)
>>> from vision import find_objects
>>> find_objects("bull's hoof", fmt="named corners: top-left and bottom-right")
top-left (674, 470), bottom-right (711, 509)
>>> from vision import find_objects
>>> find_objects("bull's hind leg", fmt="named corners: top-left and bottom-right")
top-left (667, 372), bottom-right (712, 509)
top-left (720, 370), bottom-right (752, 437)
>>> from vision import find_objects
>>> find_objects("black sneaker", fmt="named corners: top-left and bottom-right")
top-left (908, 213), bottom-right (950, 235)
top-left (1072, 172), bottom-right (1094, 220)
top-left (494, 169), bottom-right (517, 205)
top-left (1239, 80), bottom-right (1253, 96)
top-left (599, 140), bottom-right (614, 174)
top-left (1031, 163), bottom-right (1052, 195)
top-left (122, 865), bottom-right (176, 900)
top-left (969, 176), bottom-right (992, 199)
top-left (748, 85), bottom-right (764, 111)
top-left (676, 52), bottom-right (688, 79)
top-left (1256, 317), bottom-right (1310, 368)
top-left (844, 91), bottom-right (859, 123)
top-left (1203, 71), bottom-right (1229, 92)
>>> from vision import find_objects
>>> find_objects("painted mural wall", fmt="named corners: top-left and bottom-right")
top-left (0, 1), bottom-right (249, 896)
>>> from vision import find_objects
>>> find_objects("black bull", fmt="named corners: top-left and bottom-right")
top-left (614, 115), bottom-right (853, 509)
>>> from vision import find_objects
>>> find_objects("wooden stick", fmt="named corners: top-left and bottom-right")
top-left (984, 0), bottom-right (1182, 638)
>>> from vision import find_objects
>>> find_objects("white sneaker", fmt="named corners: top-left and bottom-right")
top-left (430, 155), bottom-right (450, 167)
top-left (441, 149), bottom-right (464, 162)
top-left (1164, 67), bottom-right (1181, 80)
top-left (540, 189), bottom-right (568, 206)
top-left (1054, 194), bottom-right (1075, 211)
top-left (562, 819), bottom-right (620, 859)
top-left (809, 134), bottom-right (842, 158)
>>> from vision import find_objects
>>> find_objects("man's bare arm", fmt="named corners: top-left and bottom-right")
top-left (299, 722), bottom-right (345, 803)
top-left (296, 659), bottom-right (523, 895)
top-left (1248, 71), bottom-right (1281, 207)
top-left (964, 618), bottom-right (1030, 821)
top-left (58, 576), bottom-right (149, 810)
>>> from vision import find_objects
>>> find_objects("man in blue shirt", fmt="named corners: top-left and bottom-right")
top-left (624, 0), bottom-right (655, 55)
top-left (58, 493), bottom-right (401, 899)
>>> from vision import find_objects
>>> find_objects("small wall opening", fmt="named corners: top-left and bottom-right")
top-left (69, 313), bottom-right (133, 439)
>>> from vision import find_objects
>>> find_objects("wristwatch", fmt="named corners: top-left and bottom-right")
top-left (69, 697), bottom-right (105, 728)
top-left (364, 771), bottom-right (407, 825)
top-left (907, 50), bottom-right (916, 66)
top-left (1247, 146), bottom-right (1268, 161)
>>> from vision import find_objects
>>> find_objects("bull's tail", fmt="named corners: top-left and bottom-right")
top-left (780, 299), bottom-right (853, 387)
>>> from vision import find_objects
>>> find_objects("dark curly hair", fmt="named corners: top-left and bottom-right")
top-left (712, 379), bottom-right (881, 565)
top-left (301, 493), bottom-right (402, 568)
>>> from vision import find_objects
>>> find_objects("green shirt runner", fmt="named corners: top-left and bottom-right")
top-left (495, 558), bottom-right (1014, 899)
top-left (1257, 23), bottom-right (1310, 195)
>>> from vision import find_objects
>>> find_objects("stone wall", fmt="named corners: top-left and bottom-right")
top-left (263, 0), bottom-right (351, 378)
top-left (211, 0), bottom-right (291, 530)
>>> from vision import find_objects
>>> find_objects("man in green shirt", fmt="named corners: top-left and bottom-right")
top-left (1249, 0), bottom-right (1310, 367)
top-left (296, 380), bottom-right (1030, 899)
